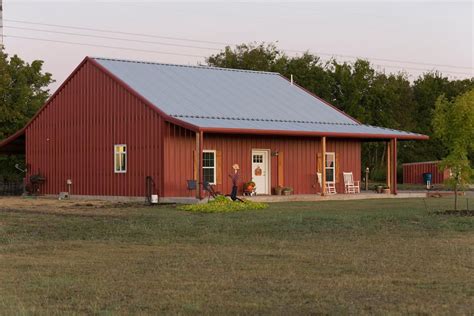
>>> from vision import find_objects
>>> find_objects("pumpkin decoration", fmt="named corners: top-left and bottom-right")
top-left (245, 181), bottom-right (256, 191)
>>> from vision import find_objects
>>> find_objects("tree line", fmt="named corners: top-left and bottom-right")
top-left (0, 45), bottom-right (472, 181)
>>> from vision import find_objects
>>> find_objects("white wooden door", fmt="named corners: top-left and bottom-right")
top-left (251, 150), bottom-right (269, 195)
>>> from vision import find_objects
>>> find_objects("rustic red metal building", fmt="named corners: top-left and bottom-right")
top-left (402, 161), bottom-right (450, 184)
top-left (0, 57), bottom-right (428, 201)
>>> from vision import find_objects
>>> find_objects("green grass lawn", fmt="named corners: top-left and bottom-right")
top-left (0, 197), bottom-right (473, 314)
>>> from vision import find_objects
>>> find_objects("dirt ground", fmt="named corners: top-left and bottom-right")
top-left (0, 196), bottom-right (138, 217)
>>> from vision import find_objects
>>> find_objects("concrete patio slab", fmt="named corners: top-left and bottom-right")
top-left (245, 192), bottom-right (427, 203)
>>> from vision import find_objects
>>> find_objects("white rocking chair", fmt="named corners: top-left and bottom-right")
top-left (317, 172), bottom-right (336, 195)
top-left (343, 172), bottom-right (360, 194)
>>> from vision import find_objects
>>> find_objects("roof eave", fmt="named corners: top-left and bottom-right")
top-left (200, 127), bottom-right (429, 140)
top-left (0, 128), bottom-right (26, 154)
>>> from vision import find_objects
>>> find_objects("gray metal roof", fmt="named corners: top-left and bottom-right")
top-left (93, 57), bottom-right (426, 138)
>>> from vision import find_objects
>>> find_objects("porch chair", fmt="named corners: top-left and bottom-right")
top-left (316, 172), bottom-right (336, 195)
top-left (203, 181), bottom-right (221, 201)
top-left (202, 181), bottom-right (244, 202)
top-left (343, 172), bottom-right (360, 194)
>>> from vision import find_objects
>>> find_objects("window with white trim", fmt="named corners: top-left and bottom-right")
top-left (325, 152), bottom-right (335, 183)
top-left (203, 150), bottom-right (216, 184)
top-left (114, 145), bottom-right (127, 173)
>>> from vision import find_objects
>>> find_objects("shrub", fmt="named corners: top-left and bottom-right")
top-left (178, 195), bottom-right (268, 213)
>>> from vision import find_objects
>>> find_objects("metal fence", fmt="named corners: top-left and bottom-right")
top-left (0, 182), bottom-right (24, 196)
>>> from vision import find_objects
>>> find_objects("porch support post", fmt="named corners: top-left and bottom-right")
top-left (386, 141), bottom-right (391, 190)
top-left (199, 131), bottom-right (204, 199)
top-left (196, 131), bottom-right (204, 200)
top-left (321, 136), bottom-right (326, 196)
top-left (277, 152), bottom-right (284, 188)
top-left (391, 138), bottom-right (398, 195)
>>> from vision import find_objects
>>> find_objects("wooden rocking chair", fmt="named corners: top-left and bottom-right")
top-left (317, 172), bottom-right (336, 195)
top-left (343, 172), bottom-right (360, 194)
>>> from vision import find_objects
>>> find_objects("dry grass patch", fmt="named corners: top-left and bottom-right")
top-left (0, 196), bottom-right (141, 218)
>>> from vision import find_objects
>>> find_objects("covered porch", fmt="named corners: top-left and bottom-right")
top-left (318, 136), bottom-right (400, 196)
top-left (192, 130), bottom-right (411, 199)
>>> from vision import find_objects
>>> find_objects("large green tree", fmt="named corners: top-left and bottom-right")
top-left (433, 89), bottom-right (474, 210)
top-left (0, 50), bottom-right (53, 181)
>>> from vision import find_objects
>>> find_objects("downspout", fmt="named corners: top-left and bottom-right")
top-left (196, 130), bottom-right (204, 200)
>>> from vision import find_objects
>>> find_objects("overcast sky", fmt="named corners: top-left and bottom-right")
top-left (2, 1), bottom-right (473, 92)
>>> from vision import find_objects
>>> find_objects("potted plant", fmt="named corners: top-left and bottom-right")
top-left (245, 181), bottom-right (256, 192)
top-left (274, 185), bottom-right (283, 195)
top-left (382, 186), bottom-right (390, 194)
top-left (376, 185), bottom-right (383, 194)
top-left (282, 186), bottom-right (293, 196)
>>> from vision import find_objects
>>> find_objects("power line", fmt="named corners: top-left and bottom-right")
top-left (11, 25), bottom-right (469, 75)
top-left (0, 0), bottom-right (3, 48)
top-left (5, 26), bottom-right (222, 51)
top-left (6, 34), bottom-right (473, 77)
top-left (3, 35), bottom-right (208, 58)
top-left (4, 18), bottom-right (230, 46)
top-left (285, 49), bottom-right (473, 71)
top-left (5, 18), bottom-right (473, 71)
top-left (372, 64), bottom-right (471, 76)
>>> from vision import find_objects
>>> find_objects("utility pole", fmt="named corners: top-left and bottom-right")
top-left (0, 0), bottom-right (3, 49)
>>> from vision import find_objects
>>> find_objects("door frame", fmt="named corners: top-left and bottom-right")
top-left (251, 149), bottom-right (271, 195)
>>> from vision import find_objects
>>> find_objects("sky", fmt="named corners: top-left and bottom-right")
top-left (2, 1), bottom-right (473, 93)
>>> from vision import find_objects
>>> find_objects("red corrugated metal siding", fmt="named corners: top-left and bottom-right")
top-left (402, 161), bottom-right (447, 184)
top-left (26, 60), bottom-right (164, 197)
top-left (162, 122), bottom-right (196, 198)
top-left (163, 130), bottom-right (361, 196)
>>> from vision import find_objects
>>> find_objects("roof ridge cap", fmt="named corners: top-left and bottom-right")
top-left (92, 57), bottom-right (279, 75)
